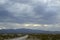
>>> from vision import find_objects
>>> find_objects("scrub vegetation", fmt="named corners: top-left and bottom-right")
top-left (0, 33), bottom-right (60, 40)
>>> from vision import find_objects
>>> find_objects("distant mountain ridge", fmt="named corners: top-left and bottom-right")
top-left (0, 28), bottom-right (60, 34)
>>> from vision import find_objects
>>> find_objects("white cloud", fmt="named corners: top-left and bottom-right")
top-left (0, 22), bottom-right (60, 31)
top-left (46, 0), bottom-right (60, 11)
top-left (0, 0), bottom-right (8, 5)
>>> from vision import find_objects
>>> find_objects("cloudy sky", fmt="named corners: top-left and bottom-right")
top-left (0, 0), bottom-right (60, 31)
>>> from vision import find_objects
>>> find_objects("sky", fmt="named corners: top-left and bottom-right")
top-left (0, 0), bottom-right (60, 31)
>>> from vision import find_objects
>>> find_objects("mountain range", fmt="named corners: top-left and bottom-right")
top-left (0, 28), bottom-right (60, 34)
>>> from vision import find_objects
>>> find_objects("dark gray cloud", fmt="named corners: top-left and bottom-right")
top-left (0, 0), bottom-right (60, 30)
top-left (0, 0), bottom-right (60, 24)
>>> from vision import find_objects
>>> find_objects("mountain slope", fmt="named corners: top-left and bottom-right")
top-left (0, 28), bottom-right (60, 34)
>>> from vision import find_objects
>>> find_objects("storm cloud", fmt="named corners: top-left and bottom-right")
top-left (0, 0), bottom-right (60, 31)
